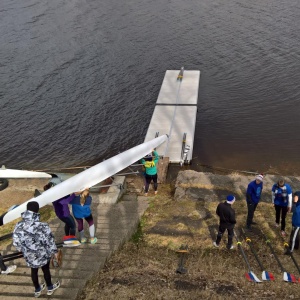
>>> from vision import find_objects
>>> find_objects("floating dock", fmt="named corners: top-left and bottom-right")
top-left (144, 69), bottom-right (200, 164)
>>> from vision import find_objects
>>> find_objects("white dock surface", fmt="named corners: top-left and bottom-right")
top-left (144, 70), bottom-right (200, 163)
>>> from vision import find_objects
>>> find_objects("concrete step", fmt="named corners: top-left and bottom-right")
top-left (0, 286), bottom-right (79, 299)
top-left (0, 198), bottom-right (149, 299)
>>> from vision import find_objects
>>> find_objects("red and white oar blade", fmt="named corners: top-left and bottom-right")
top-left (262, 271), bottom-right (275, 281)
top-left (245, 272), bottom-right (262, 283)
top-left (283, 272), bottom-right (298, 283)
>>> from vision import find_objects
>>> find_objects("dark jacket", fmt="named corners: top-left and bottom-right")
top-left (246, 180), bottom-right (263, 204)
top-left (216, 202), bottom-right (236, 229)
top-left (292, 191), bottom-right (300, 227)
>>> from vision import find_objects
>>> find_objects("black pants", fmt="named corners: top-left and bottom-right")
top-left (31, 260), bottom-right (52, 290)
top-left (145, 174), bottom-right (158, 193)
top-left (289, 226), bottom-right (300, 252)
top-left (59, 215), bottom-right (76, 236)
top-left (246, 202), bottom-right (258, 227)
top-left (274, 205), bottom-right (288, 231)
top-left (215, 225), bottom-right (234, 249)
top-left (0, 252), bottom-right (6, 271)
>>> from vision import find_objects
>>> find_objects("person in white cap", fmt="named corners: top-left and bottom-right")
top-left (246, 174), bottom-right (264, 231)
top-left (213, 195), bottom-right (236, 250)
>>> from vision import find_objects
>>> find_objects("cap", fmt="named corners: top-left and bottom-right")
top-left (27, 201), bottom-right (39, 213)
top-left (255, 174), bottom-right (264, 182)
top-left (226, 195), bottom-right (235, 203)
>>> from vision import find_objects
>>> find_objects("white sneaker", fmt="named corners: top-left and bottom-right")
top-left (229, 245), bottom-right (235, 250)
top-left (275, 223), bottom-right (279, 228)
top-left (281, 231), bottom-right (287, 237)
top-left (1, 265), bottom-right (17, 275)
top-left (213, 242), bottom-right (219, 247)
top-left (47, 281), bottom-right (60, 295)
top-left (34, 282), bottom-right (46, 298)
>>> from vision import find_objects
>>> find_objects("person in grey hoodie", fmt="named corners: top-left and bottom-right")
top-left (13, 201), bottom-right (60, 298)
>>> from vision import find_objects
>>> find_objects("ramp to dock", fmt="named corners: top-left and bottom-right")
top-left (144, 69), bottom-right (200, 164)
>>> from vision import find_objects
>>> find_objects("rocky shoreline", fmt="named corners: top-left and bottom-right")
top-left (174, 170), bottom-right (300, 202)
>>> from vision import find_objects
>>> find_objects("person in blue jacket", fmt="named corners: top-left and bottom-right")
top-left (285, 191), bottom-right (300, 254)
top-left (70, 189), bottom-right (97, 244)
top-left (141, 149), bottom-right (159, 196)
top-left (246, 174), bottom-right (263, 231)
top-left (271, 178), bottom-right (292, 237)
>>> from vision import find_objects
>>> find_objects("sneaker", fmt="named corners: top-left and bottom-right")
top-left (229, 245), bottom-right (235, 250)
top-left (47, 281), bottom-right (60, 296)
top-left (80, 237), bottom-right (87, 244)
top-left (281, 231), bottom-right (287, 237)
top-left (34, 282), bottom-right (46, 298)
top-left (275, 223), bottom-right (279, 228)
top-left (90, 237), bottom-right (97, 244)
top-left (144, 193), bottom-right (148, 197)
top-left (213, 242), bottom-right (219, 248)
top-left (1, 265), bottom-right (17, 275)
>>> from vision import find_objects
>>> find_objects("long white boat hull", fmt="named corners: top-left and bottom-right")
top-left (0, 135), bottom-right (168, 226)
top-left (0, 168), bottom-right (51, 179)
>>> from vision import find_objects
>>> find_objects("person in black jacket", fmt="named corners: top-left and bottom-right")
top-left (213, 195), bottom-right (236, 250)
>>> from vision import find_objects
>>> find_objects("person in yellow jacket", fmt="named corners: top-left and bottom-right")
top-left (141, 150), bottom-right (159, 196)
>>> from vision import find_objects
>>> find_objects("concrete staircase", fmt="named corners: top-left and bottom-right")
top-left (0, 182), bottom-right (148, 299)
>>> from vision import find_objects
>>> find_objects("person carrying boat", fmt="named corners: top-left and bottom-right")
top-left (271, 178), bottom-right (292, 237)
top-left (213, 195), bottom-right (236, 250)
top-left (12, 201), bottom-right (60, 297)
top-left (70, 189), bottom-right (97, 244)
top-left (245, 174), bottom-right (263, 231)
top-left (141, 149), bottom-right (159, 196)
top-left (44, 178), bottom-right (76, 238)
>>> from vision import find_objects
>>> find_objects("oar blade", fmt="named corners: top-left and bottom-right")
top-left (262, 271), bottom-right (275, 281)
top-left (283, 272), bottom-right (298, 283)
top-left (245, 272), bottom-right (262, 283)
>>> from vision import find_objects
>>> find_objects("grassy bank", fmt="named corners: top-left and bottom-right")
top-left (79, 180), bottom-right (300, 300)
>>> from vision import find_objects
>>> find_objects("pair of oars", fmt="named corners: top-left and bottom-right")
top-left (240, 228), bottom-right (274, 281)
top-left (234, 231), bottom-right (262, 283)
top-left (261, 230), bottom-right (299, 283)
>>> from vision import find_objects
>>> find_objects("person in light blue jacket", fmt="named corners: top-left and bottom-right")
top-left (70, 189), bottom-right (97, 244)
top-left (141, 150), bottom-right (159, 196)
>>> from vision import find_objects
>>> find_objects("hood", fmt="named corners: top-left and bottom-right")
top-left (21, 210), bottom-right (40, 223)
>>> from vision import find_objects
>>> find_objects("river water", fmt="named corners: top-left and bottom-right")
top-left (1, 0), bottom-right (300, 175)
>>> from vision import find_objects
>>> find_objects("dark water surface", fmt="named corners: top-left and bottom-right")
top-left (1, 0), bottom-right (300, 175)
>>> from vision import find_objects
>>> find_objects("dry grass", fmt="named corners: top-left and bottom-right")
top-left (79, 182), bottom-right (300, 300)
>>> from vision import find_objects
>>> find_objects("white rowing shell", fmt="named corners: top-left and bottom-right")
top-left (0, 168), bottom-right (51, 179)
top-left (1, 135), bottom-right (167, 226)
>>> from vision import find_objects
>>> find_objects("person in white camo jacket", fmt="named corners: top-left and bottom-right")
top-left (13, 201), bottom-right (61, 297)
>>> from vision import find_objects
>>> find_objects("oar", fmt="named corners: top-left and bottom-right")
top-left (261, 231), bottom-right (298, 283)
top-left (241, 228), bottom-right (274, 281)
top-left (234, 232), bottom-right (262, 283)
top-left (2, 242), bottom-right (65, 262)
top-left (283, 242), bottom-right (300, 277)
